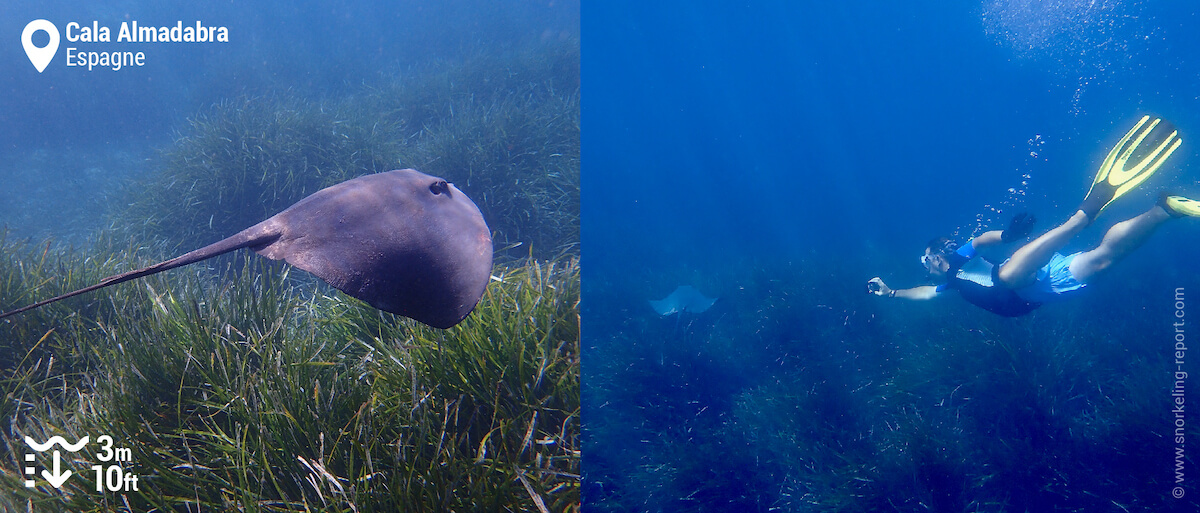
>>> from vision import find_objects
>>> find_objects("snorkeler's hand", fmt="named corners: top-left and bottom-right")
top-left (1001, 212), bottom-right (1036, 243)
top-left (866, 277), bottom-right (891, 296)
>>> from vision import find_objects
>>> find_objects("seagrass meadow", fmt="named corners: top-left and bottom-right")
top-left (115, 44), bottom-right (579, 261)
top-left (0, 43), bottom-right (579, 512)
top-left (583, 254), bottom-right (1200, 512)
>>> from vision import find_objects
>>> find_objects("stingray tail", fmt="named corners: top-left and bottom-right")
top-left (0, 232), bottom-right (276, 321)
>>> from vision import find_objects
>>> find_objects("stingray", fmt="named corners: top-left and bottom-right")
top-left (0, 169), bottom-right (493, 329)
top-left (648, 285), bottom-right (716, 316)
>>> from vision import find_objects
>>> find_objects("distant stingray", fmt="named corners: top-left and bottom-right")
top-left (0, 169), bottom-right (493, 329)
top-left (649, 285), bottom-right (716, 316)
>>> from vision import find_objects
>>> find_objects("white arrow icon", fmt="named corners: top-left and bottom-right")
top-left (22, 19), bottom-right (60, 73)
top-left (41, 450), bottom-right (72, 488)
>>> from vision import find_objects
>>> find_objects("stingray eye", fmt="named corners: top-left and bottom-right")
top-left (429, 180), bottom-right (449, 196)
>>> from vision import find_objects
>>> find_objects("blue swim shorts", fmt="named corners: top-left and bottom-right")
top-left (1011, 251), bottom-right (1087, 304)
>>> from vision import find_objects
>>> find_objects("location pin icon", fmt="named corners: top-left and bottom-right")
top-left (22, 20), bottom-right (60, 73)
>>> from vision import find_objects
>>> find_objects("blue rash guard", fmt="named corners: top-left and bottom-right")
top-left (934, 240), bottom-right (1043, 317)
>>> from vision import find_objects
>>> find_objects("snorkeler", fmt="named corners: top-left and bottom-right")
top-left (868, 116), bottom-right (1200, 317)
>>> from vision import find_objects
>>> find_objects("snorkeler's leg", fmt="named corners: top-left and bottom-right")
top-left (997, 210), bottom-right (1089, 288)
top-left (1069, 204), bottom-right (1172, 282)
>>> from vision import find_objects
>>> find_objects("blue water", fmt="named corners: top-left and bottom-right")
top-left (585, 1), bottom-right (1200, 511)
top-left (1, 2), bottom-right (575, 149)
top-left (1, 1), bottom-right (576, 241)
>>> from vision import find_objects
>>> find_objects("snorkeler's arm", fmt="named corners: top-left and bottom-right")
top-left (977, 212), bottom-right (1037, 248)
top-left (971, 214), bottom-right (1035, 251)
top-left (867, 278), bottom-right (940, 300)
top-left (966, 231), bottom-right (1004, 250)
top-left (892, 285), bottom-right (939, 300)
